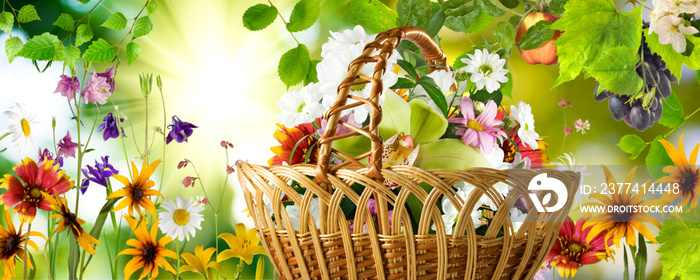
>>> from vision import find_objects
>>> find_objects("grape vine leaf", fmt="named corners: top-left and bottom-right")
top-left (517, 21), bottom-right (553, 50)
top-left (17, 5), bottom-right (40, 23)
top-left (146, 0), bottom-right (158, 15)
top-left (63, 45), bottom-right (80, 70)
top-left (343, 0), bottom-right (397, 34)
top-left (659, 92), bottom-right (685, 128)
top-left (617, 134), bottom-right (647, 160)
top-left (81, 39), bottom-right (115, 63)
top-left (286, 0), bottom-right (320, 33)
top-left (646, 30), bottom-right (700, 79)
top-left (587, 46), bottom-right (643, 97)
top-left (550, 0), bottom-right (642, 94)
top-left (0, 11), bottom-right (13, 35)
top-left (53, 13), bottom-right (74, 31)
top-left (17, 33), bottom-right (60, 61)
top-left (278, 44), bottom-right (310, 87)
top-left (494, 21), bottom-right (515, 48)
top-left (102, 12), bottom-right (127, 31)
top-left (5, 37), bottom-right (23, 63)
top-left (75, 24), bottom-right (93, 47)
top-left (126, 42), bottom-right (141, 66)
top-left (646, 136), bottom-right (674, 179)
top-left (441, 0), bottom-right (494, 33)
top-left (133, 17), bottom-right (153, 39)
top-left (242, 4), bottom-right (278, 32)
top-left (656, 207), bottom-right (700, 280)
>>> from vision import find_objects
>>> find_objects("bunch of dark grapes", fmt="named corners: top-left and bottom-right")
top-left (594, 27), bottom-right (677, 132)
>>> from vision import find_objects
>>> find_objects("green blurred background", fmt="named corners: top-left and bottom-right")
top-left (0, 0), bottom-right (698, 279)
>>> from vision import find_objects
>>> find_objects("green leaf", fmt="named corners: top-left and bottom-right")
top-left (75, 24), bottom-right (93, 47)
top-left (343, 0), bottom-right (397, 34)
top-left (53, 13), bottom-right (74, 31)
top-left (516, 21), bottom-right (553, 50)
top-left (646, 136), bottom-right (674, 179)
top-left (398, 59), bottom-right (418, 80)
top-left (5, 37), bottom-right (22, 63)
top-left (635, 232), bottom-right (647, 280)
top-left (304, 59), bottom-right (319, 86)
top-left (76, 0), bottom-right (90, 3)
top-left (17, 33), bottom-right (60, 61)
top-left (390, 77), bottom-right (416, 89)
top-left (417, 76), bottom-right (449, 117)
top-left (332, 135), bottom-right (371, 160)
top-left (697, 69), bottom-right (700, 84)
top-left (17, 5), bottom-right (40, 23)
top-left (379, 91), bottom-right (411, 140)
top-left (617, 134), bottom-right (647, 160)
top-left (441, 0), bottom-right (494, 33)
top-left (286, 0), bottom-right (320, 33)
top-left (146, 0), bottom-right (158, 15)
top-left (646, 31), bottom-right (700, 79)
top-left (659, 92), bottom-right (685, 128)
top-left (494, 21), bottom-right (515, 48)
top-left (657, 207), bottom-right (700, 280)
top-left (397, 0), bottom-right (434, 33)
top-left (550, 0), bottom-right (642, 88)
top-left (425, 2), bottom-right (445, 37)
top-left (501, 72), bottom-right (513, 99)
top-left (278, 44), bottom-right (310, 87)
top-left (409, 99), bottom-right (448, 144)
top-left (242, 4), bottom-right (278, 31)
top-left (132, 16), bottom-right (153, 39)
top-left (550, 0), bottom-right (568, 13)
top-left (63, 45), bottom-right (80, 69)
top-left (587, 46), bottom-right (643, 96)
top-left (101, 12), bottom-right (127, 31)
top-left (499, 0), bottom-right (519, 9)
top-left (126, 42), bottom-right (141, 66)
top-left (414, 139), bottom-right (490, 170)
top-left (470, 89), bottom-right (503, 106)
top-left (81, 38), bottom-right (115, 63)
top-left (479, 0), bottom-right (505, 17)
top-left (623, 245), bottom-right (630, 280)
top-left (0, 11), bottom-right (13, 35)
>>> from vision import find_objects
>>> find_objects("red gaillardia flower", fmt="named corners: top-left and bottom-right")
top-left (546, 217), bottom-right (614, 279)
top-left (0, 158), bottom-right (73, 222)
top-left (269, 122), bottom-right (319, 166)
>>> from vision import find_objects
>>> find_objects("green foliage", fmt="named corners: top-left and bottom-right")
top-left (425, 3), bottom-right (445, 37)
top-left (53, 13), bottom-right (74, 31)
top-left (127, 42), bottom-right (141, 66)
top-left (494, 21), bottom-right (515, 48)
top-left (76, 24), bottom-right (93, 47)
top-left (398, 59), bottom-right (418, 80)
top-left (501, 72), bottom-right (513, 99)
top-left (441, 0), bottom-right (495, 33)
top-left (146, 0), bottom-right (159, 15)
top-left (397, 0), bottom-right (434, 33)
top-left (646, 136), bottom-right (674, 179)
top-left (343, 0), bottom-right (397, 34)
top-left (0, 11), bottom-right (13, 35)
top-left (4, 37), bottom-right (23, 63)
top-left (646, 30), bottom-right (700, 79)
top-left (133, 16), bottom-right (153, 39)
top-left (102, 12), bottom-right (127, 31)
top-left (479, 0), bottom-right (505, 17)
top-left (657, 207), bottom-right (700, 280)
top-left (17, 32), bottom-right (60, 61)
top-left (499, 0), bottom-right (519, 9)
top-left (635, 233), bottom-right (647, 280)
top-left (617, 134), bottom-right (647, 160)
top-left (550, 0), bottom-right (642, 96)
top-left (516, 21), bottom-right (553, 50)
top-left (82, 38), bottom-right (115, 63)
top-left (303, 59), bottom-right (319, 86)
top-left (17, 5), bottom-right (40, 23)
top-left (278, 44), bottom-right (311, 87)
top-left (286, 0), bottom-right (320, 33)
top-left (417, 76), bottom-right (448, 117)
top-left (63, 45), bottom-right (80, 69)
top-left (659, 92), bottom-right (685, 128)
top-left (76, 0), bottom-right (90, 4)
top-left (587, 46), bottom-right (644, 98)
top-left (242, 4), bottom-right (278, 32)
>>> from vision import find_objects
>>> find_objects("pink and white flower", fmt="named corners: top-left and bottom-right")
top-left (574, 119), bottom-right (590, 134)
top-left (448, 97), bottom-right (506, 153)
top-left (650, 15), bottom-right (699, 53)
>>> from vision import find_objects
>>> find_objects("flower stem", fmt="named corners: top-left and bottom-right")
top-left (267, 0), bottom-right (300, 44)
top-left (155, 83), bottom-right (167, 206)
top-left (23, 221), bottom-right (32, 280)
top-left (175, 240), bottom-right (181, 280)
top-left (144, 97), bottom-right (149, 163)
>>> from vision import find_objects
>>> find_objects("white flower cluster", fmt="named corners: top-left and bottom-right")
top-left (649, 0), bottom-right (700, 53)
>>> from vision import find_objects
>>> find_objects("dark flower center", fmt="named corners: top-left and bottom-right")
top-left (559, 238), bottom-right (589, 262)
top-left (132, 186), bottom-right (143, 202)
top-left (2, 236), bottom-right (17, 253)
top-left (24, 185), bottom-right (45, 205)
top-left (612, 210), bottom-right (632, 223)
top-left (141, 244), bottom-right (156, 262)
top-left (679, 172), bottom-right (696, 192)
top-left (501, 140), bottom-right (517, 163)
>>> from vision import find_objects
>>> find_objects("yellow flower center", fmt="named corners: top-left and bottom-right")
top-left (467, 120), bottom-right (484, 131)
top-left (479, 65), bottom-right (493, 75)
top-left (297, 104), bottom-right (305, 113)
top-left (173, 209), bottom-right (190, 226)
top-left (350, 77), bottom-right (366, 91)
top-left (20, 119), bottom-right (31, 137)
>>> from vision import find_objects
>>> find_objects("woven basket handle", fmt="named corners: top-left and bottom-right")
top-left (315, 26), bottom-right (448, 184)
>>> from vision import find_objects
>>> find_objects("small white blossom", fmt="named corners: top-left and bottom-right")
top-left (510, 101), bottom-right (540, 149)
top-left (276, 83), bottom-right (325, 127)
top-left (460, 49), bottom-right (509, 93)
top-left (651, 15), bottom-right (699, 53)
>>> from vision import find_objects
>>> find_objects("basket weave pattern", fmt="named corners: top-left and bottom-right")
top-left (239, 26), bottom-right (580, 280)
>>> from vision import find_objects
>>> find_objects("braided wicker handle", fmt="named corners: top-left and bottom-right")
top-left (315, 26), bottom-right (448, 184)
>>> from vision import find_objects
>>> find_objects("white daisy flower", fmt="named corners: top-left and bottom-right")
top-left (651, 15), bottom-right (699, 53)
top-left (285, 196), bottom-right (320, 231)
top-left (321, 25), bottom-right (376, 59)
top-left (412, 70), bottom-right (461, 113)
top-left (158, 195), bottom-right (205, 241)
top-left (276, 83), bottom-right (325, 127)
top-left (460, 49), bottom-right (509, 93)
top-left (317, 48), bottom-right (398, 124)
top-left (4, 103), bottom-right (38, 152)
top-left (510, 101), bottom-right (540, 149)
top-left (482, 147), bottom-right (512, 170)
top-left (435, 196), bottom-right (482, 234)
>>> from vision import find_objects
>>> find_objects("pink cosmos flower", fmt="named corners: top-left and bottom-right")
top-left (449, 97), bottom-right (506, 153)
top-left (54, 75), bottom-right (80, 101)
top-left (57, 131), bottom-right (79, 158)
top-left (83, 73), bottom-right (113, 105)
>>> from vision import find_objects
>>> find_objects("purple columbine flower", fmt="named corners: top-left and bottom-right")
top-left (54, 75), bottom-right (80, 101)
top-left (166, 115), bottom-right (198, 144)
top-left (97, 112), bottom-right (125, 141)
top-left (38, 148), bottom-right (63, 168)
top-left (57, 131), bottom-right (79, 158)
top-left (81, 156), bottom-right (119, 194)
top-left (96, 66), bottom-right (116, 91)
top-left (82, 73), bottom-right (112, 105)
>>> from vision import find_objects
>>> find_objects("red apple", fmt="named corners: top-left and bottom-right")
top-left (515, 12), bottom-right (562, 65)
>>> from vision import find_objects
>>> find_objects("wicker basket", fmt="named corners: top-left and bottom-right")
top-left (238, 26), bottom-right (580, 280)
